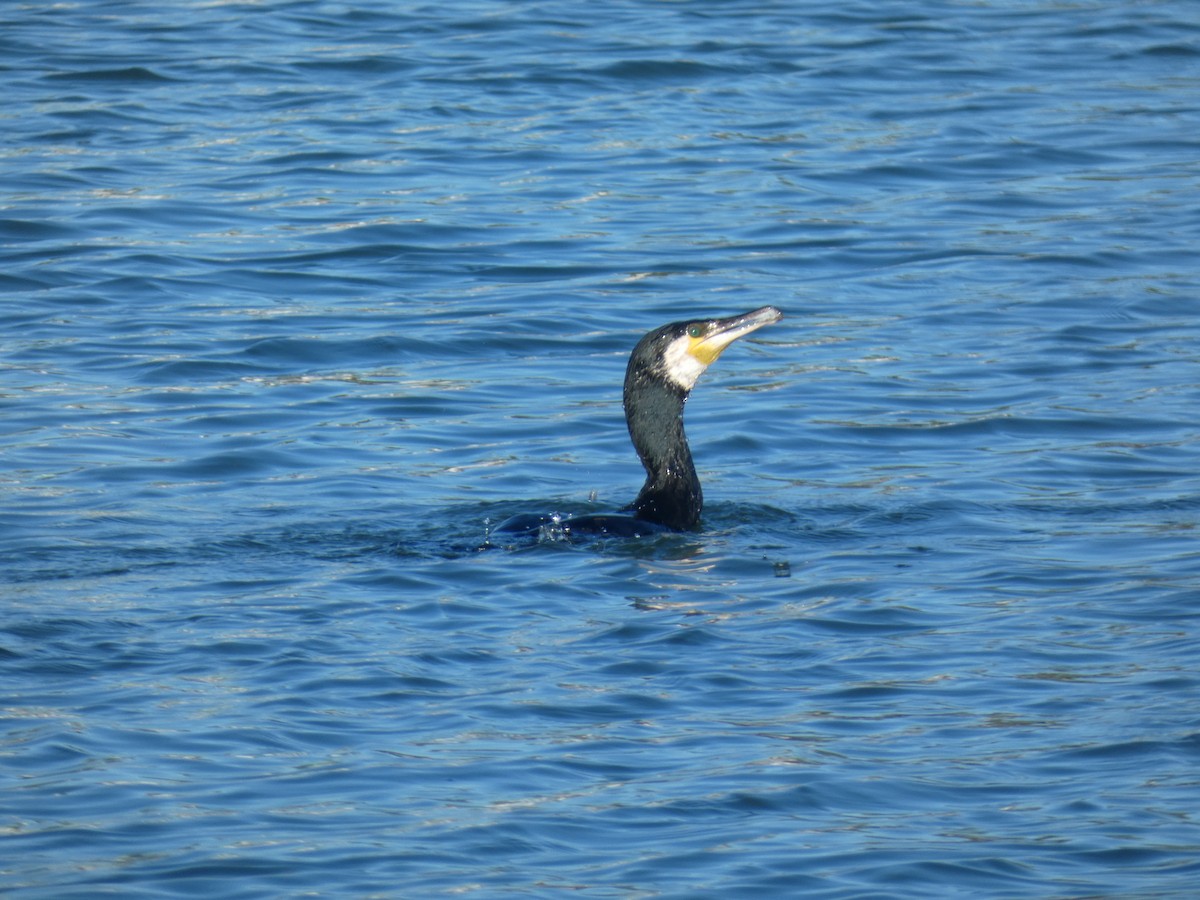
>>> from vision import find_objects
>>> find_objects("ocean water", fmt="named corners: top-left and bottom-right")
top-left (3, 0), bottom-right (1200, 896)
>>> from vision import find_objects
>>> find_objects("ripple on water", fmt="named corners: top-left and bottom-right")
top-left (3, 0), bottom-right (1200, 897)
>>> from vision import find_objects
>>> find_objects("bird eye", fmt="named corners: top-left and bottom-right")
top-left (687, 324), bottom-right (704, 338)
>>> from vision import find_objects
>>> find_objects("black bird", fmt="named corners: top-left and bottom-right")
top-left (496, 306), bottom-right (783, 539)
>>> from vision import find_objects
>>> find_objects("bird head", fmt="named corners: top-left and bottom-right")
top-left (642, 305), bottom-right (784, 392)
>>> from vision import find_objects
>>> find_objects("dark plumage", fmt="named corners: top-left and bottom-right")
top-left (496, 306), bottom-right (782, 539)
top-left (623, 330), bottom-right (701, 529)
top-left (623, 306), bottom-right (783, 530)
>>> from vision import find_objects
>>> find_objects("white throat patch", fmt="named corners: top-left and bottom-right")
top-left (661, 334), bottom-right (708, 391)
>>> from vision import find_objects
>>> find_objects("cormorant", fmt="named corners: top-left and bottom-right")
top-left (496, 305), bottom-right (783, 539)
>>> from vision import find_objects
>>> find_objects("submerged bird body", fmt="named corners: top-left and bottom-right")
top-left (497, 306), bottom-right (782, 539)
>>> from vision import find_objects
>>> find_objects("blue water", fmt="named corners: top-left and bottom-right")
top-left (3, 0), bottom-right (1200, 896)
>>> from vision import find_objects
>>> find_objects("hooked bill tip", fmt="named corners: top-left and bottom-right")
top-left (748, 305), bottom-right (783, 325)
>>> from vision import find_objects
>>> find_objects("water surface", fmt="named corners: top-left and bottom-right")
top-left (3, 1), bottom-right (1200, 897)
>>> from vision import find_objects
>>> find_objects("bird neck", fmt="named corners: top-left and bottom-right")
top-left (623, 375), bottom-right (703, 531)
